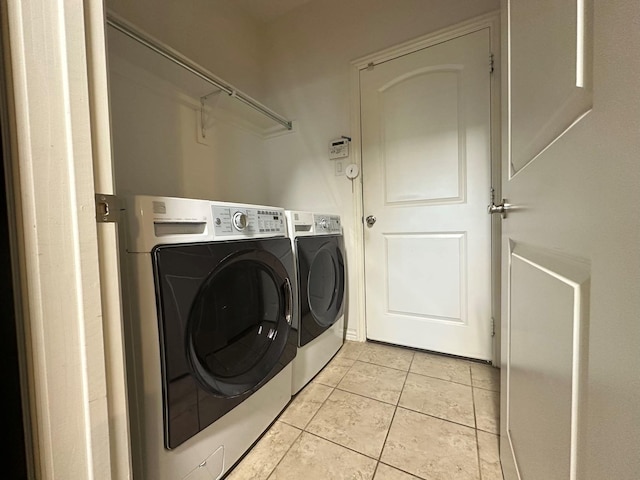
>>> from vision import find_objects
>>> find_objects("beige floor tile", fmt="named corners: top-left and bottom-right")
top-left (268, 431), bottom-right (377, 480)
top-left (306, 389), bottom-right (395, 458)
top-left (278, 382), bottom-right (333, 429)
top-left (470, 364), bottom-right (500, 392)
top-left (374, 463), bottom-right (420, 480)
top-left (358, 342), bottom-right (415, 371)
top-left (399, 373), bottom-right (475, 427)
top-left (474, 388), bottom-right (500, 434)
top-left (328, 354), bottom-right (358, 369)
top-left (312, 359), bottom-right (352, 387)
top-left (337, 361), bottom-right (407, 405)
top-left (336, 340), bottom-right (366, 360)
top-left (226, 422), bottom-right (301, 480)
top-left (381, 408), bottom-right (479, 480)
top-left (477, 431), bottom-right (504, 480)
top-left (410, 351), bottom-right (472, 385)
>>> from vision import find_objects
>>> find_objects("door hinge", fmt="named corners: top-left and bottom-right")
top-left (366, 62), bottom-right (375, 71)
top-left (489, 53), bottom-right (495, 74)
top-left (95, 194), bottom-right (120, 223)
top-left (491, 317), bottom-right (496, 337)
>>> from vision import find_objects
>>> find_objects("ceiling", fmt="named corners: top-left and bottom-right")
top-left (232, 0), bottom-right (315, 23)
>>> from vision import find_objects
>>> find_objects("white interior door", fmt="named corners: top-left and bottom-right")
top-left (500, 1), bottom-right (640, 479)
top-left (361, 28), bottom-right (493, 361)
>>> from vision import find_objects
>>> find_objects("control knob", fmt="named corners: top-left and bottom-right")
top-left (318, 218), bottom-right (327, 230)
top-left (233, 211), bottom-right (248, 230)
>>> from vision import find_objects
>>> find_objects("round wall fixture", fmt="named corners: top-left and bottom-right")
top-left (345, 164), bottom-right (360, 179)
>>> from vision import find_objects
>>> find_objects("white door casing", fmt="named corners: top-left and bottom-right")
top-left (0, 0), bottom-right (131, 479)
top-left (500, 1), bottom-right (640, 479)
top-left (361, 28), bottom-right (494, 361)
top-left (2, 0), bottom-right (131, 478)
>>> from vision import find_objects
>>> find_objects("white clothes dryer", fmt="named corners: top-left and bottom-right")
top-left (285, 211), bottom-right (346, 394)
top-left (121, 195), bottom-right (298, 480)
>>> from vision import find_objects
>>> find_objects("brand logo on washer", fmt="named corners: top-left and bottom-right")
top-left (152, 201), bottom-right (166, 214)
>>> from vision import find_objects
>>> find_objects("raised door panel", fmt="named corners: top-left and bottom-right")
top-left (386, 233), bottom-right (465, 322)
top-left (381, 68), bottom-right (464, 204)
top-left (505, 244), bottom-right (590, 479)
top-left (510, 0), bottom-right (592, 173)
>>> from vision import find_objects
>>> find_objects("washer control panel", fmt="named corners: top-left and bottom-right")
top-left (314, 214), bottom-right (341, 234)
top-left (212, 205), bottom-right (286, 237)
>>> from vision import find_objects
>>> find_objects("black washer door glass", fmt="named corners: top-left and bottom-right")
top-left (187, 252), bottom-right (289, 397)
top-left (308, 246), bottom-right (343, 327)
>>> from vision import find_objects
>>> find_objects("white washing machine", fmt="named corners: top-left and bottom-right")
top-left (120, 195), bottom-right (298, 480)
top-left (285, 211), bottom-right (346, 394)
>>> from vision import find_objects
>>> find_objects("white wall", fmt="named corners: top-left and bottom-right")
top-left (262, 0), bottom-right (500, 337)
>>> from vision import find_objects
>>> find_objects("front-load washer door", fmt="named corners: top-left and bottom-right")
top-left (152, 237), bottom-right (296, 448)
top-left (296, 235), bottom-right (346, 347)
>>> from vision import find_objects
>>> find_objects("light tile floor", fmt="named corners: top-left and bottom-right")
top-left (227, 341), bottom-right (503, 480)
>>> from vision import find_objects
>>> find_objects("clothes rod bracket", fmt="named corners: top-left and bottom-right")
top-left (199, 91), bottom-right (223, 139)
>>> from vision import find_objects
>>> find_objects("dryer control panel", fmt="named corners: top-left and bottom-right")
top-left (212, 204), bottom-right (286, 237)
top-left (314, 214), bottom-right (342, 234)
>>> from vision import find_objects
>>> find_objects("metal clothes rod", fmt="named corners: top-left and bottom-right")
top-left (106, 13), bottom-right (293, 131)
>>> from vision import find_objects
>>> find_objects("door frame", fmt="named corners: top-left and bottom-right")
top-left (1, 0), bottom-right (131, 478)
top-left (348, 11), bottom-right (502, 364)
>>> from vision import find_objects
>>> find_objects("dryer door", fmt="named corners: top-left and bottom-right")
top-left (297, 235), bottom-right (346, 346)
top-left (186, 247), bottom-right (294, 397)
top-left (152, 238), bottom-right (297, 448)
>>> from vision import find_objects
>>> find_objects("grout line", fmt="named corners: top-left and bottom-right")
top-left (469, 363), bottom-right (502, 392)
top-left (230, 420), bottom-right (303, 480)
top-left (472, 386), bottom-right (500, 435)
top-left (333, 384), bottom-right (403, 407)
top-left (407, 368), bottom-right (473, 388)
top-left (377, 460), bottom-right (427, 480)
top-left (265, 425), bottom-right (304, 480)
top-left (302, 391), bottom-right (334, 429)
top-left (396, 404), bottom-right (476, 432)
top-left (258, 381), bottom-right (338, 478)
top-left (356, 356), bottom-right (415, 373)
top-left (473, 384), bottom-right (500, 393)
top-left (298, 384), bottom-right (336, 430)
top-left (471, 366), bottom-right (484, 480)
top-left (394, 404), bottom-right (483, 434)
top-left (371, 461), bottom-right (381, 479)
top-left (303, 430), bottom-right (383, 462)
top-left (320, 355), bottom-right (357, 387)
top-left (375, 366), bottom-right (412, 460)
top-left (311, 351), bottom-right (357, 389)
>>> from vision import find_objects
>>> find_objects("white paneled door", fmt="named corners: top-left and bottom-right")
top-left (361, 29), bottom-right (493, 361)
top-left (501, 1), bottom-right (640, 479)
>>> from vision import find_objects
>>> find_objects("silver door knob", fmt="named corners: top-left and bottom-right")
top-left (365, 215), bottom-right (376, 227)
top-left (487, 199), bottom-right (512, 218)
